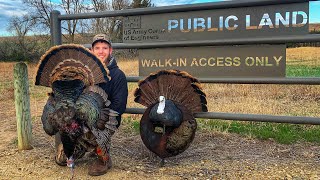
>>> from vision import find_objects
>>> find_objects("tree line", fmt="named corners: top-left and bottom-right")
top-left (0, 0), bottom-right (152, 62)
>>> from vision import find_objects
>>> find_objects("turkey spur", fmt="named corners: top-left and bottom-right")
top-left (35, 44), bottom-right (118, 168)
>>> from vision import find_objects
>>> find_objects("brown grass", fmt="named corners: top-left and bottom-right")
top-left (0, 47), bottom-right (319, 121)
top-left (287, 47), bottom-right (320, 66)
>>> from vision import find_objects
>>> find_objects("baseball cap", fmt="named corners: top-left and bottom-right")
top-left (92, 34), bottom-right (112, 47)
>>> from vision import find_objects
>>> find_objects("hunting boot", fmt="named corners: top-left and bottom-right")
top-left (88, 147), bottom-right (112, 176)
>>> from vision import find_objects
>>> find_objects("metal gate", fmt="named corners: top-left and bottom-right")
top-left (50, 0), bottom-right (320, 125)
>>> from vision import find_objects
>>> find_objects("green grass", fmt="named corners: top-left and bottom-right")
top-left (121, 117), bottom-right (140, 134)
top-left (131, 121), bottom-right (140, 133)
top-left (122, 119), bottom-right (320, 144)
top-left (197, 119), bottom-right (320, 144)
top-left (48, 111), bottom-right (312, 145)
top-left (286, 65), bottom-right (320, 77)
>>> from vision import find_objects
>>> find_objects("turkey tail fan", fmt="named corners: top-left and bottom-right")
top-left (134, 70), bottom-right (208, 113)
top-left (134, 72), bottom-right (160, 107)
top-left (35, 44), bottom-right (110, 87)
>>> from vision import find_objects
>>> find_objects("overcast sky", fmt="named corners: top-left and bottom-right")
top-left (0, 0), bottom-right (319, 36)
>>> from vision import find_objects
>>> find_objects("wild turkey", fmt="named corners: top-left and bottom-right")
top-left (35, 44), bottom-right (118, 168)
top-left (134, 70), bottom-right (208, 162)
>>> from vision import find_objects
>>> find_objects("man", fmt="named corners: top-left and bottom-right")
top-left (89, 33), bottom-right (128, 175)
top-left (55, 34), bottom-right (128, 176)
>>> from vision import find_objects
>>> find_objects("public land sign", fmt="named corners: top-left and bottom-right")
top-left (123, 2), bottom-right (309, 77)
top-left (123, 3), bottom-right (309, 42)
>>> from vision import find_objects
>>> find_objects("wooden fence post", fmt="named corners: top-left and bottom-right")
top-left (14, 62), bottom-right (33, 150)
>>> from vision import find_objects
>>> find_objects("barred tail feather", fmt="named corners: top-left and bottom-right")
top-left (134, 70), bottom-right (207, 113)
top-left (35, 44), bottom-right (110, 87)
top-left (91, 118), bottom-right (118, 157)
top-left (83, 85), bottom-right (111, 107)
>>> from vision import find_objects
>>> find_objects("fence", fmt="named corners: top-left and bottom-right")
top-left (49, 0), bottom-right (320, 125)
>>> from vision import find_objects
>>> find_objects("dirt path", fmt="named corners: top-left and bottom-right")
top-left (0, 117), bottom-right (320, 180)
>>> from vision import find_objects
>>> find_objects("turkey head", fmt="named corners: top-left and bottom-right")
top-left (35, 44), bottom-right (117, 162)
top-left (134, 70), bottom-right (208, 159)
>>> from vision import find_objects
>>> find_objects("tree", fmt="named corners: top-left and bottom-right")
top-left (131, 0), bottom-right (153, 8)
top-left (6, 15), bottom-right (39, 61)
top-left (22, 0), bottom-right (55, 33)
top-left (88, 0), bottom-right (130, 42)
top-left (22, 0), bottom-right (88, 43)
top-left (7, 15), bottom-right (35, 38)
top-left (61, 0), bottom-right (87, 42)
top-left (87, 0), bottom-right (112, 34)
top-left (8, 0), bottom-right (154, 45)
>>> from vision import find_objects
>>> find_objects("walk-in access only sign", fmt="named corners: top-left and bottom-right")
top-left (138, 44), bottom-right (286, 77)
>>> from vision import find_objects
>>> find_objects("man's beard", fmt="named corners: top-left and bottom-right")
top-left (103, 54), bottom-right (111, 64)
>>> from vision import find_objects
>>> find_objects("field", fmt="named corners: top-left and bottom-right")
top-left (0, 47), bottom-right (319, 179)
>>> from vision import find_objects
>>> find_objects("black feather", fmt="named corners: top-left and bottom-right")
top-left (60, 132), bottom-right (76, 158)
top-left (149, 100), bottom-right (182, 128)
top-left (52, 79), bottom-right (84, 102)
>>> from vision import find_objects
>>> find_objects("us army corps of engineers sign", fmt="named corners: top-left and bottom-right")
top-left (123, 2), bottom-right (309, 77)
